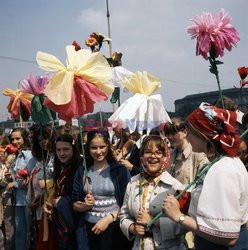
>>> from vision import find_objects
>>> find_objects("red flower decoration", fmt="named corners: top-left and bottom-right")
top-left (16, 168), bottom-right (29, 179)
top-left (238, 67), bottom-right (248, 80)
top-left (72, 41), bottom-right (81, 51)
top-left (238, 67), bottom-right (248, 87)
top-left (5, 144), bottom-right (18, 154)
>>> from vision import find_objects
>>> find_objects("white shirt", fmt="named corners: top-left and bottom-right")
top-left (189, 156), bottom-right (248, 238)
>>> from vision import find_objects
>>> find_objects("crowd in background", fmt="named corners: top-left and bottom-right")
top-left (0, 97), bottom-right (247, 250)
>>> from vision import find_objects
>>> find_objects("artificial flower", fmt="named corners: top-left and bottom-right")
top-left (123, 71), bottom-right (161, 96)
top-left (238, 67), bottom-right (248, 80)
top-left (108, 71), bottom-right (171, 134)
top-left (85, 32), bottom-right (111, 52)
top-left (238, 67), bottom-right (248, 87)
top-left (20, 74), bottom-right (56, 124)
top-left (16, 168), bottom-right (29, 179)
top-left (2, 88), bottom-right (33, 121)
top-left (36, 45), bottom-right (114, 122)
top-left (85, 37), bottom-right (98, 47)
top-left (72, 40), bottom-right (81, 51)
top-left (5, 144), bottom-right (18, 154)
top-left (19, 74), bottom-right (51, 96)
top-left (187, 9), bottom-right (240, 60)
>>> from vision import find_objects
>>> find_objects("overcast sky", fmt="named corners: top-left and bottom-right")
top-left (0, 0), bottom-right (247, 121)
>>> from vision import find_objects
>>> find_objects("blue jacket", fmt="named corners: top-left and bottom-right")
top-left (10, 150), bottom-right (36, 206)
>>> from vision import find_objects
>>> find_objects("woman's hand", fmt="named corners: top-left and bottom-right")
top-left (163, 194), bottom-right (181, 222)
top-left (44, 201), bottom-right (53, 218)
top-left (29, 195), bottom-right (41, 209)
top-left (51, 196), bottom-right (61, 207)
top-left (22, 177), bottom-right (29, 189)
top-left (129, 223), bottom-right (145, 236)
top-left (85, 191), bottom-right (95, 207)
top-left (136, 209), bottom-right (152, 225)
top-left (91, 215), bottom-right (113, 235)
top-left (119, 159), bottom-right (133, 171)
top-left (6, 182), bottom-right (16, 190)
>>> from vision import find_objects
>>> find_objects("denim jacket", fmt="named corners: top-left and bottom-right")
top-left (10, 150), bottom-right (36, 206)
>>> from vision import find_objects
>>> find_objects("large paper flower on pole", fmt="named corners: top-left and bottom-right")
top-left (2, 88), bottom-right (33, 121)
top-left (187, 9), bottom-right (240, 108)
top-left (36, 45), bottom-right (114, 122)
top-left (108, 71), bottom-right (171, 133)
top-left (20, 74), bottom-right (56, 124)
top-left (187, 8), bottom-right (240, 60)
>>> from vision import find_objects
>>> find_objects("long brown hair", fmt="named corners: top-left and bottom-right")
top-left (86, 130), bottom-right (115, 167)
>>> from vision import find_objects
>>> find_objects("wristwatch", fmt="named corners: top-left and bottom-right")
top-left (178, 214), bottom-right (185, 224)
top-left (110, 213), bottom-right (116, 222)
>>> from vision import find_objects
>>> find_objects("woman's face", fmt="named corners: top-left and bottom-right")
top-left (56, 141), bottom-right (73, 164)
top-left (142, 143), bottom-right (165, 174)
top-left (89, 136), bottom-right (108, 163)
top-left (187, 130), bottom-right (207, 153)
top-left (166, 130), bottom-right (187, 149)
top-left (11, 131), bottom-right (24, 150)
top-left (38, 136), bottom-right (49, 151)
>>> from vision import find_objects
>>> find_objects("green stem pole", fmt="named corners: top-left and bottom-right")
top-left (78, 118), bottom-right (91, 192)
top-left (213, 58), bottom-right (224, 109)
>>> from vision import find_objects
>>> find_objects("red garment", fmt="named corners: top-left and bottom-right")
top-left (188, 102), bottom-right (240, 157)
top-left (36, 213), bottom-right (58, 250)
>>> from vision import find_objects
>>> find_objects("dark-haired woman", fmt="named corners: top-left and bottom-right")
top-left (42, 134), bottom-right (81, 249)
top-left (27, 125), bottom-right (55, 248)
top-left (73, 130), bottom-right (131, 250)
top-left (119, 135), bottom-right (186, 250)
top-left (7, 128), bottom-right (36, 250)
top-left (163, 103), bottom-right (248, 250)
top-left (165, 117), bottom-right (209, 249)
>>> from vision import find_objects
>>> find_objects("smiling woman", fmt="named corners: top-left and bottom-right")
top-left (119, 135), bottom-right (187, 250)
top-left (72, 129), bottom-right (132, 250)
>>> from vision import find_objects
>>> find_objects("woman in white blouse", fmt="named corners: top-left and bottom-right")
top-left (163, 103), bottom-right (248, 250)
top-left (119, 135), bottom-right (186, 250)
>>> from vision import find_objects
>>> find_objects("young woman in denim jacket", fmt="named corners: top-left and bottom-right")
top-left (7, 128), bottom-right (36, 250)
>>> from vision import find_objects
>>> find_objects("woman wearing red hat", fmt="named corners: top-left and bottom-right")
top-left (163, 103), bottom-right (248, 250)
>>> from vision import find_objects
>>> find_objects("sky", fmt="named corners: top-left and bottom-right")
top-left (0, 0), bottom-right (247, 121)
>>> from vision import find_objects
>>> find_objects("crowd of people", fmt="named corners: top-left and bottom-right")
top-left (0, 99), bottom-right (247, 250)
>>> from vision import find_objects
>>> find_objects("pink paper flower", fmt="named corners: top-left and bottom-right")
top-left (187, 9), bottom-right (240, 60)
top-left (20, 74), bottom-right (51, 96)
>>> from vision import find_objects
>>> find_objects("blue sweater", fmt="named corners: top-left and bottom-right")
top-left (72, 162), bottom-right (131, 208)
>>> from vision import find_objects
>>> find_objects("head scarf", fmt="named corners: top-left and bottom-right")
top-left (141, 135), bottom-right (170, 177)
top-left (188, 102), bottom-right (240, 157)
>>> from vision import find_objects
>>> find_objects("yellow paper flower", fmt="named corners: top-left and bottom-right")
top-left (36, 45), bottom-right (113, 105)
top-left (123, 71), bottom-right (161, 96)
top-left (3, 88), bottom-right (33, 111)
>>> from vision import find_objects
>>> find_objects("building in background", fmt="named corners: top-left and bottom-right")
top-left (174, 87), bottom-right (248, 118)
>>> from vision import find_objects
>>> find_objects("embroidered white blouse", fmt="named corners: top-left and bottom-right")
top-left (189, 156), bottom-right (248, 238)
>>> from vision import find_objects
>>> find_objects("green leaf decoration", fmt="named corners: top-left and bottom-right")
top-left (110, 87), bottom-right (120, 104)
top-left (215, 60), bottom-right (224, 65)
top-left (31, 96), bottom-right (56, 124)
